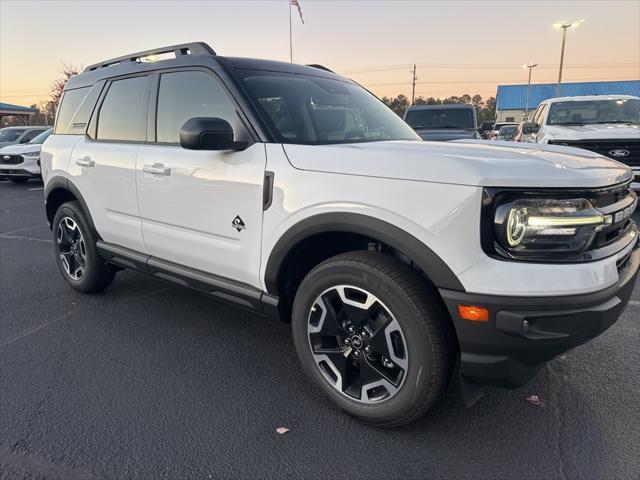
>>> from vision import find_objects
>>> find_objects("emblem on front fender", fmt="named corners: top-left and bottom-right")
top-left (608, 149), bottom-right (630, 158)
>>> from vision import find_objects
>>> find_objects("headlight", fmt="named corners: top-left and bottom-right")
top-left (22, 151), bottom-right (40, 158)
top-left (494, 198), bottom-right (612, 255)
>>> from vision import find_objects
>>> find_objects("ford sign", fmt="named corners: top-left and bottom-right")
top-left (608, 149), bottom-right (630, 158)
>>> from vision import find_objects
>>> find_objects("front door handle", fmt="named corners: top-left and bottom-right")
top-left (142, 163), bottom-right (171, 176)
top-left (75, 157), bottom-right (94, 167)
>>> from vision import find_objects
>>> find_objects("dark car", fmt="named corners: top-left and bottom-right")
top-left (403, 104), bottom-right (479, 141)
top-left (496, 124), bottom-right (517, 140)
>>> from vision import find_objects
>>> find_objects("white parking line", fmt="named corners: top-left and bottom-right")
top-left (0, 224), bottom-right (47, 236)
top-left (28, 187), bottom-right (44, 191)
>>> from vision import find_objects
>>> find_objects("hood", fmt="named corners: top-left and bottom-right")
top-left (415, 129), bottom-right (477, 141)
top-left (282, 140), bottom-right (631, 188)
top-left (0, 143), bottom-right (42, 155)
top-left (545, 123), bottom-right (640, 140)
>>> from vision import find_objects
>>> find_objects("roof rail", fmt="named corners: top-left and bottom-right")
top-left (83, 42), bottom-right (216, 73)
top-left (306, 64), bottom-right (335, 73)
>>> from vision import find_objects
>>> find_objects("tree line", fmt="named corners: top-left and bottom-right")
top-left (380, 94), bottom-right (497, 123)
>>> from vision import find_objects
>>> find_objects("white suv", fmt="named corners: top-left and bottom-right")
top-left (522, 95), bottom-right (640, 189)
top-left (41, 43), bottom-right (639, 427)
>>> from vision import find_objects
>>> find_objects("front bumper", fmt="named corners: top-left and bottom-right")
top-left (440, 242), bottom-right (640, 389)
top-left (0, 159), bottom-right (41, 178)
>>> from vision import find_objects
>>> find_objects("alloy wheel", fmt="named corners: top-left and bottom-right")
top-left (307, 285), bottom-right (408, 403)
top-left (56, 217), bottom-right (87, 280)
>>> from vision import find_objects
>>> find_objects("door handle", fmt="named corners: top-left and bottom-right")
top-left (142, 163), bottom-right (171, 176)
top-left (75, 157), bottom-right (94, 167)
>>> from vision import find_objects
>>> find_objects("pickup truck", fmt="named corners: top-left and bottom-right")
top-left (520, 95), bottom-right (640, 190)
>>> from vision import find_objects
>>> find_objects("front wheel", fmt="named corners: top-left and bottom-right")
top-left (292, 251), bottom-right (454, 427)
top-left (52, 201), bottom-right (115, 293)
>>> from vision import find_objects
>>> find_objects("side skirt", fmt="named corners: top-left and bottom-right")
top-left (96, 241), bottom-right (280, 319)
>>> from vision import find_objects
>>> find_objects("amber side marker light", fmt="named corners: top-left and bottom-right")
top-left (457, 305), bottom-right (490, 322)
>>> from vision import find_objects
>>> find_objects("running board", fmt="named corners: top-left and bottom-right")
top-left (96, 241), bottom-right (279, 319)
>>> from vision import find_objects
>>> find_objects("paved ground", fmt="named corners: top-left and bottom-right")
top-left (1, 178), bottom-right (639, 480)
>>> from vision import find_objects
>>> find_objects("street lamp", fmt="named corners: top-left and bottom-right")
top-left (522, 63), bottom-right (538, 120)
top-left (553, 19), bottom-right (584, 96)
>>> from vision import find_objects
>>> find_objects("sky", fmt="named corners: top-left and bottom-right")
top-left (1, 0), bottom-right (639, 107)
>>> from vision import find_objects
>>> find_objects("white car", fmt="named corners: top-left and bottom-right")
top-left (0, 128), bottom-right (51, 182)
top-left (0, 125), bottom-right (50, 149)
top-left (522, 95), bottom-right (640, 190)
top-left (41, 43), bottom-right (639, 427)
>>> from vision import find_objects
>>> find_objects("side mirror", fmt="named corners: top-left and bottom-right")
top-left (179, 117), bottom-right (248, 151)
top-left (522, 122), bottom-right (540, 135)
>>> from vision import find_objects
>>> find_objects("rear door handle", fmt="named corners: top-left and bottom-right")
top-left (75, 157), bottom-right (94, 167)
top-left (142, 163), bottom-right (171, 176)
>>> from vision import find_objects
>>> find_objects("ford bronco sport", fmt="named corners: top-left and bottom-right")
top-left (42, 43), bottom-right (639, 427)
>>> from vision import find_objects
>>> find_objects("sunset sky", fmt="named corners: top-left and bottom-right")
top-left (1, 0), bottom-right (639, 108)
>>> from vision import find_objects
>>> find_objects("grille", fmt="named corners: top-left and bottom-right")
top-left (548, 138), bottom-right (640, 167)
top-left (0, 155), bottom-right (23, 165)
top-left (591, 183), bottom-right (637, 250)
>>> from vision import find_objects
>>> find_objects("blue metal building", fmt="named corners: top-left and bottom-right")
top-left (495, 80), bottom-right (640, 121)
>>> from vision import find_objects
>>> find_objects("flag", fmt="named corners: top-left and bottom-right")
top-left (290, 0), bottom-right (304, 24)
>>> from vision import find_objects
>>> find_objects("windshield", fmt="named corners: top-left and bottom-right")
top-left (498, 126), bottom-right (516, 136)
top-left (405, 108), bottom-right (475, 129)
top-left (240, 71), bottom-right (420, 145)
top-left (548, 98), bottom-right (640, 125)
top-left (28, 129), bottom-right (52, 144)
top-left (0, 128), bottom-right (26, 142)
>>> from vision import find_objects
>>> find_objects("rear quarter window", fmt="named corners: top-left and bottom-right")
top-left (54, 87), bottom-right (91, 134)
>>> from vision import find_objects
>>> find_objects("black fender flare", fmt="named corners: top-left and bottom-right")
top-left (44, 176), bottom-right (97, 233)
top-left (264, 212), bottom-right (464, 295)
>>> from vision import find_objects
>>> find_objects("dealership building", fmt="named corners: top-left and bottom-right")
top-left (495, 80), bottom-right (640, 122)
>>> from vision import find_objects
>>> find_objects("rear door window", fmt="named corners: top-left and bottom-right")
top-left (97, 76), bottom-right (149, 142)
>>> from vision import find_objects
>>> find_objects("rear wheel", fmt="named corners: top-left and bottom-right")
top-left (292, 251), bottom-right (454, 427)
top-left (52, 201), bottom-right (115, 293)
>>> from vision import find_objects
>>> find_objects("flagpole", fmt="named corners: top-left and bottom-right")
top-left (289, 1), bottom-right (293, 62)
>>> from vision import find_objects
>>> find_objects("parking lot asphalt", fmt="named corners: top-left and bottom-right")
top-left (1, 179), bottom-right (639, 480)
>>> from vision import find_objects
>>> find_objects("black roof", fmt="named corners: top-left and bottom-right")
top-left (65, 41), bottom-right (347, 91)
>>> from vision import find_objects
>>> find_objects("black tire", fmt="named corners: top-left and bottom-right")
top-left (9, 178), bottom-right (28, 183)
top-left (292, 251), bottom-right (454, 427)
top-left (52, 201), bottom-right (115, 293)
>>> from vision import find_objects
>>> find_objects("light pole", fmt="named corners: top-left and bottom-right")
top-left (523, 63), bottom-right (537, 120)
top-left (553, 20), bottom-right (583, 96)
